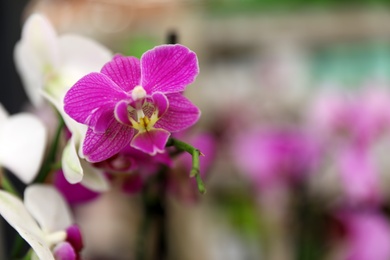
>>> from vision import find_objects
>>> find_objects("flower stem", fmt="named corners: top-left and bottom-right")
top-left (166, 137), bottom-right (206, 194)
top-left (0, 169), bottom-right (18, 196)
top-left (33, 115), bottom-right (64, 183)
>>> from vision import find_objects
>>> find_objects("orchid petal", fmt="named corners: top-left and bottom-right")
top-left (0, 103), bottom-right (9, 124)
top-left (54, 170), bottom-right (100, 205)
top-left (152, 92), bottom-right (169, 117)
top-left (114, 100), bottom-right (132, 126)
top-left (141, 44), bottom-right (198, 94)
top-left (154, 93), bottom-right (200, 132)
top-left (14, 14), bottom-right (60, 107)
top-left (101, 55), bottom-right (141, 92)
top-left (80, 159), bottom-right (110, 192)
top-left (24, 185), bottom-right (73, 233)
top-left (62, 137), bottom-right (83, 184)
top-left (131, 129), bottom-right (170, 155)
top-left (0, 114), bottom-right (47, 184)
top-left (53, 242), bottom-right (76, 260)
top-left (64, 72), bottom-right (127, 127)
top-left (66, 225), bottom-right (83, 252)
top-left (58, 34), bottom-right (112, 85)
top-left (83, 118), bottom-right (134, 162)
top-left (0, 190), bottom-right (54, 260)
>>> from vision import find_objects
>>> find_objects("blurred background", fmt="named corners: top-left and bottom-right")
top-left (3, 0), bottom-right (390, 260)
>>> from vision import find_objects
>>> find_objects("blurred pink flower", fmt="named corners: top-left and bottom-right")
top-left (94, 145), bottom-right (172, 194)
top-left (337, 144), bottom-right (382, 206)
top-left (309, 87), bottom-right (390, 145)
top-left (337, 210), bottom-right (390, 260)
top-left (233, 127), bottom-right (319, 191)
top-left (54, 170), bottom-right (100, 205)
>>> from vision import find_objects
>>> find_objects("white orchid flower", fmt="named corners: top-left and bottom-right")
top-left (0, 104), bottom-right (46, 183)
top-left (14, 13), bottom-right (111, 191)
top-left (0, 184), bottom-right (83, 260)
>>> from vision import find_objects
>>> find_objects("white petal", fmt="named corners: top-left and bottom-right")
top-left (0, 114), bottom-right (47, 184)
top-left (14, 14), bottom-right (60, 107)
top-left (58, 34), bottom-right (112, 82)
top-left (80, 160), bottom-right (110, 192)
top-left (14, 42), bottom-right (45, 106)
top-left (24, 184), bottom-right (73, 233)
top-left (0, 190), bottom-right (54, 260)
top-left (20, 14), bottom-right (60, 70)
top-left (0, 103), bottom-right (9, 124)
top-left (62, 138), bottom-right (83, 184)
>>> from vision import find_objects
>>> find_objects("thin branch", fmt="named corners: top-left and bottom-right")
top-left (166, 137), bottom-right (206, 194)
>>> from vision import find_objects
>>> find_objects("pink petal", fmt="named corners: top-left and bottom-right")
top-left (101, 55), bottom-right (141, 92)
top-left (114, 100), bottom-right (132, 126)
top-left (53, 242), bottom-right (76, 260)
top-left (141, 44), bottom-right (199, 94)
top-left (338, 210), bottom-right (390, 260)
top-left (64, 72), bottom-right (127, 127)
top-left (66, 225), bottom-right (83, 252)
top-left (154, 93), bottom-right (200, 132)
top-left (83, 118), bottom-right (134, 162)
top-left (131, 129), bottom-right (170, 155)
top-left (338, 145), bottom-right (382, 206)
top-left (152, 92), bottom-right (169, 117)
top-left (54, 170), bottom-right (100, 205)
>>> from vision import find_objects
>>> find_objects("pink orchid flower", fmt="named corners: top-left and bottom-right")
top-left (64, 44), bottom-right (200, 162)
top-left (336, 210), bottom-right (390, 260)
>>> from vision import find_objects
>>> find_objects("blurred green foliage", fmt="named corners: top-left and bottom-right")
top-left (121, 36), bottom-right (159, 59)
top-left (206, 0), bottom-right (387, 14)
top-left (310, 42), bottom-right (390, 88)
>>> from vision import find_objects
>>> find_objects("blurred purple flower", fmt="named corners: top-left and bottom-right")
top-left (336, 210), bottom-right (390, 260)
top-left (233, 127), bottom-right (319, 190)
top-left (309, 87), bottom-right (390, 145)
top-left (337, 144), bottom-right (382, 206)
top-left (64, 44), bottom-right (200, 162)
top-left (94, 145), bottom-right (172, 194)
top-left (54, 170), bottom-right (100, 205)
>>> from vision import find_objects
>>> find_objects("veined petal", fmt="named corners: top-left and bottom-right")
top-left (141, 44), bottom-right (199, 94)
top-left (24, 185), bottom-right (73, 233)
top-left (154, 93), bottom-right (200, 132)
top-left (101, 55), bottom-right (141, 92)
top-left (62, 137), bottom-right (83, 184)
top-left (115, 100), bottom-right (132, 126)
top-left (53, 242), bottom-right (76, 260)
top-left (0, 190), bottom-right (54, 260)
top-left (131, 129), bottom-right (170, 155)
top-left (0, 114), bottom-right (47, 184)
top-left (152, 92), bottom-right (169, 117)
top-left (64, 72), bottom-right (127, 127)
top-left (83, 118), bottom-right (134, 162)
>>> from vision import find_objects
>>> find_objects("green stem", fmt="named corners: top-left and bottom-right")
top-left (33, 116), bottom-right (64, 183)
top-left (0, 171), bottom-right (18, 196)
top-left (21, 249), bottom-right (33, 260)
top-left (166, 137), bottom-right (206, 194)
